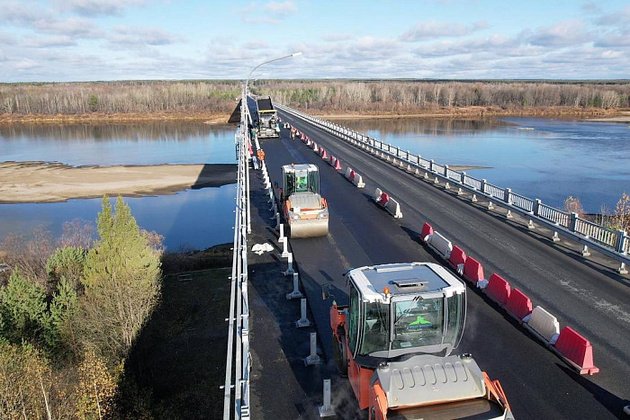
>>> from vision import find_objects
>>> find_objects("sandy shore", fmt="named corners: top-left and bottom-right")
top-left (0, 162), bottom-right (236, 203)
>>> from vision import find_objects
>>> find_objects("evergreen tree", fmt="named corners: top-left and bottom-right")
top-left (79, 196), bottom-right (161, 366)
top-left (46, 246), bottom-right (86, 291)
top-left (0, 269), bottom-right (48, 344)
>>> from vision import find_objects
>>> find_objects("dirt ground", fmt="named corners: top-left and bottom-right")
top-left (121, 266), bottom-right (232, 419)
top-left (0, 161), bottom-right (236, 203)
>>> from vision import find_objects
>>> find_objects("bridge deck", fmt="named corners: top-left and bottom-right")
top-left (248, 108), bottom-right (629, 418)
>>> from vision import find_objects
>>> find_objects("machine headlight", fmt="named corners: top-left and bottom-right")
top-left (291, 214), bottom-right (300, 220)
top-left (317, 212), bottom-right (328, 219)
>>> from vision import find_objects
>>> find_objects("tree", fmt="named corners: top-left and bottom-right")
top-left (563, 195), bottom-right (585, 218)
top-left (0, 341), bottom-right (54, 420)
top-left (78, 196), bottom-right (161, 365)
top-left (0, 269), bottom-right (48, 344)
top-left (612, 192), bottom-right (630, 231)
top-left (46, 277), bottom-right (79, 354)
top-left (75, 348), bottom-right (117, 419)
top-left (46, 246), bottom-right (87, 291)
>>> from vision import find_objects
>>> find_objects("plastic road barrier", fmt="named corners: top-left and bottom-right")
top-left (463, 257), bottom-right (485, 287)
top-left (524, 306), bottom-right (560, 344)
top-left (505, 288), bottom-right (533, 321)
top-left (420, 222), bottom-right (433, 243)
top-left (484, 273), bottom-right (511, 306)
top-left (449, 245), bottom-right (467, 275)
top-left (344, 167), bottom-right (365, 188)
top-left (427, 231), bottom-right (452, 260)
top-left (553, 326), bottom-right (600, 375)
top-left (374, 188), bottom-right (403, 218)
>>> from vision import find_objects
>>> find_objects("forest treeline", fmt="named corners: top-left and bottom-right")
top-left (1, 80), bottom-right (629, 117)
top-left (255, 80), bottom-right (630, 113)
top-left (0, 81), bottom-right (241, 115)
top-left (0, 197), bottom-right (162, 418)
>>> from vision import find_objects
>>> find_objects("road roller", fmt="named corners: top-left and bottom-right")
top-left (280, 163), bottom-right (329, 238)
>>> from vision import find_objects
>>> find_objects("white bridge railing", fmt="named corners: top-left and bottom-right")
top-left (223, 85), bottom-right (251, 419)
top-left (277, 104), bottom-right (629, 273)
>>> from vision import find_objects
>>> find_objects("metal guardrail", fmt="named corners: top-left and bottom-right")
top-left (277, 104), bottom-right (629, 273)
top-left (223, 85), bottom-right (251, 419)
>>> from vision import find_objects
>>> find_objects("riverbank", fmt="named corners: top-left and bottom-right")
top-left (0, 161), bottom-right (236, 203)
top-left (0, 112), bottom-right (230, 124)
top-left (1, 106), bottom-right (628, 124)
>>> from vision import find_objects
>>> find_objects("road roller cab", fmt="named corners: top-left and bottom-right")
top-left (280, 163), bottom-right (329, 238)
top-left (330, 262), bottom-right (513, 419)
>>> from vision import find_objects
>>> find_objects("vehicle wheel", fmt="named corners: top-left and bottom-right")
top-left (333, 331), bottom-right (348, 376)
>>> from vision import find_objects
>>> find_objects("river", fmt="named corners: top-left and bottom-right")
top-left (1, 117), bottom-right (628, 250)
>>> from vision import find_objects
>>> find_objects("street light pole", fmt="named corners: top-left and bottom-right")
top-left (244, 51), bottom-right (301, 234)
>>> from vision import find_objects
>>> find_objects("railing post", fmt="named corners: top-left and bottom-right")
top-left (570, 212), bottom-right (578, 232)
top-left (443, 164), bottom-right (449, 177)
top-left (615, 230), bottom-right (627, 254)
top-left (504, 187), bottom-right (512, 204)
top-left (461, 171), bottom-right (466, 185)
top-left (481, 179), bottom-right (487, 194)
top-left (533, 199), bottom-right (541, 216)
top-left (429, 159), bottom-right (434, 172)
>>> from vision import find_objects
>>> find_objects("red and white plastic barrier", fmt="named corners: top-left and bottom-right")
top-left (420, 222), bottom-right (433, 243)
top-left (553, 327), bottom-right (599, 374)
top-left (320, 148), bottom-right (329, 162)
top-left (524, 306), bottom-right (559, 344)
top-left (485, 273), bottom-right (511, 306)
top-left (448, 245), bottom-right (467, 275)
top-left (505, 288), bottom-right (533, 321)
top-left (418, 220), bottom-right (599, 375)
top-left (344, 167), bottom-right (365, 188)
top-left (428, 231), bottom-right (452, 260)
top-left (374, 188), bottom-right (403, 218)
top-left (329, 156), bottom-right (342, 171)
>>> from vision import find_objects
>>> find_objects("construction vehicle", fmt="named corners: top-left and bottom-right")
top-left (255, 97), bottom-right (280, 139)
top-left (280, 164), bottom-right (329, 238)
top-left (330, 262), bottom-right (513, 419)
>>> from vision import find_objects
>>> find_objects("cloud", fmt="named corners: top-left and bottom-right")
top-left (322, 33), bottom-right (353, 42)
top-left (400, 20), bottom-right (488, 42)
top-left (594, 6), bottom-right (630, 27)
top-left (108, 27), bottom-right (182, 46)
top-left (239, 0), bottom-right (297, 24)
top-left (22, 35), bottom-right (77, 48)
top-left (524, 20), bottom-right (591, 47)
top-left (264, 0), bottom-right (296, 15)
top-left (57, 0), bottom-right (145, 17)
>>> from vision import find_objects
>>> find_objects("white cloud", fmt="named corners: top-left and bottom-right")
top-left (22, 35), bottom-right (77, 48)
top-left (108, 27), bottom-right (182, 46)
top-left (524, 20), bottom-right (591, 47)
top-left (57, 0), bottom-right (145, 16)
top-left (264, 0), bottom-right (296, 15)
top-left (400, 20), bottom-right (488, 42)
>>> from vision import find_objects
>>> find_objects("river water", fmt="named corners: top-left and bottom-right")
top-left (0, 123), bottom-right (237, 250)
top-left (1, 118), bottom-right (628, 250)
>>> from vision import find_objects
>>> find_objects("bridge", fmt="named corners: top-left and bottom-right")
top-left (222, 86), bottom-right (630, 419)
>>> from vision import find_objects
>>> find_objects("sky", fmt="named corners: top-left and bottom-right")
top-left (1, 0), bottom-right (630, 82)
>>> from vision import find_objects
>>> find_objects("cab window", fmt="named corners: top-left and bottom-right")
top-left (348, 284), bottom-right (361, 355)
top-left (392, 297), bottom-right (443, 350)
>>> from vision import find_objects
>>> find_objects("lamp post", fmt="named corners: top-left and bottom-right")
top-left (244, 51), bottom-right (301, 234)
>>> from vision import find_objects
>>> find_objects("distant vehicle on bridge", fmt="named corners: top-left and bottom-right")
top-left (330, 262), bottom-right (513, 419)
top-left (255, 97), bottom-right (280, 139)
top-left (279, 163), bottom-right (329, 238)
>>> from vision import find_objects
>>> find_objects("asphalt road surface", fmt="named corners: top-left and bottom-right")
top-left (250, 107), bottom-right (630, 419)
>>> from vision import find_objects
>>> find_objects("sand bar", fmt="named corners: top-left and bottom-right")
top-left (0, 161), bottom-right (236, 203)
